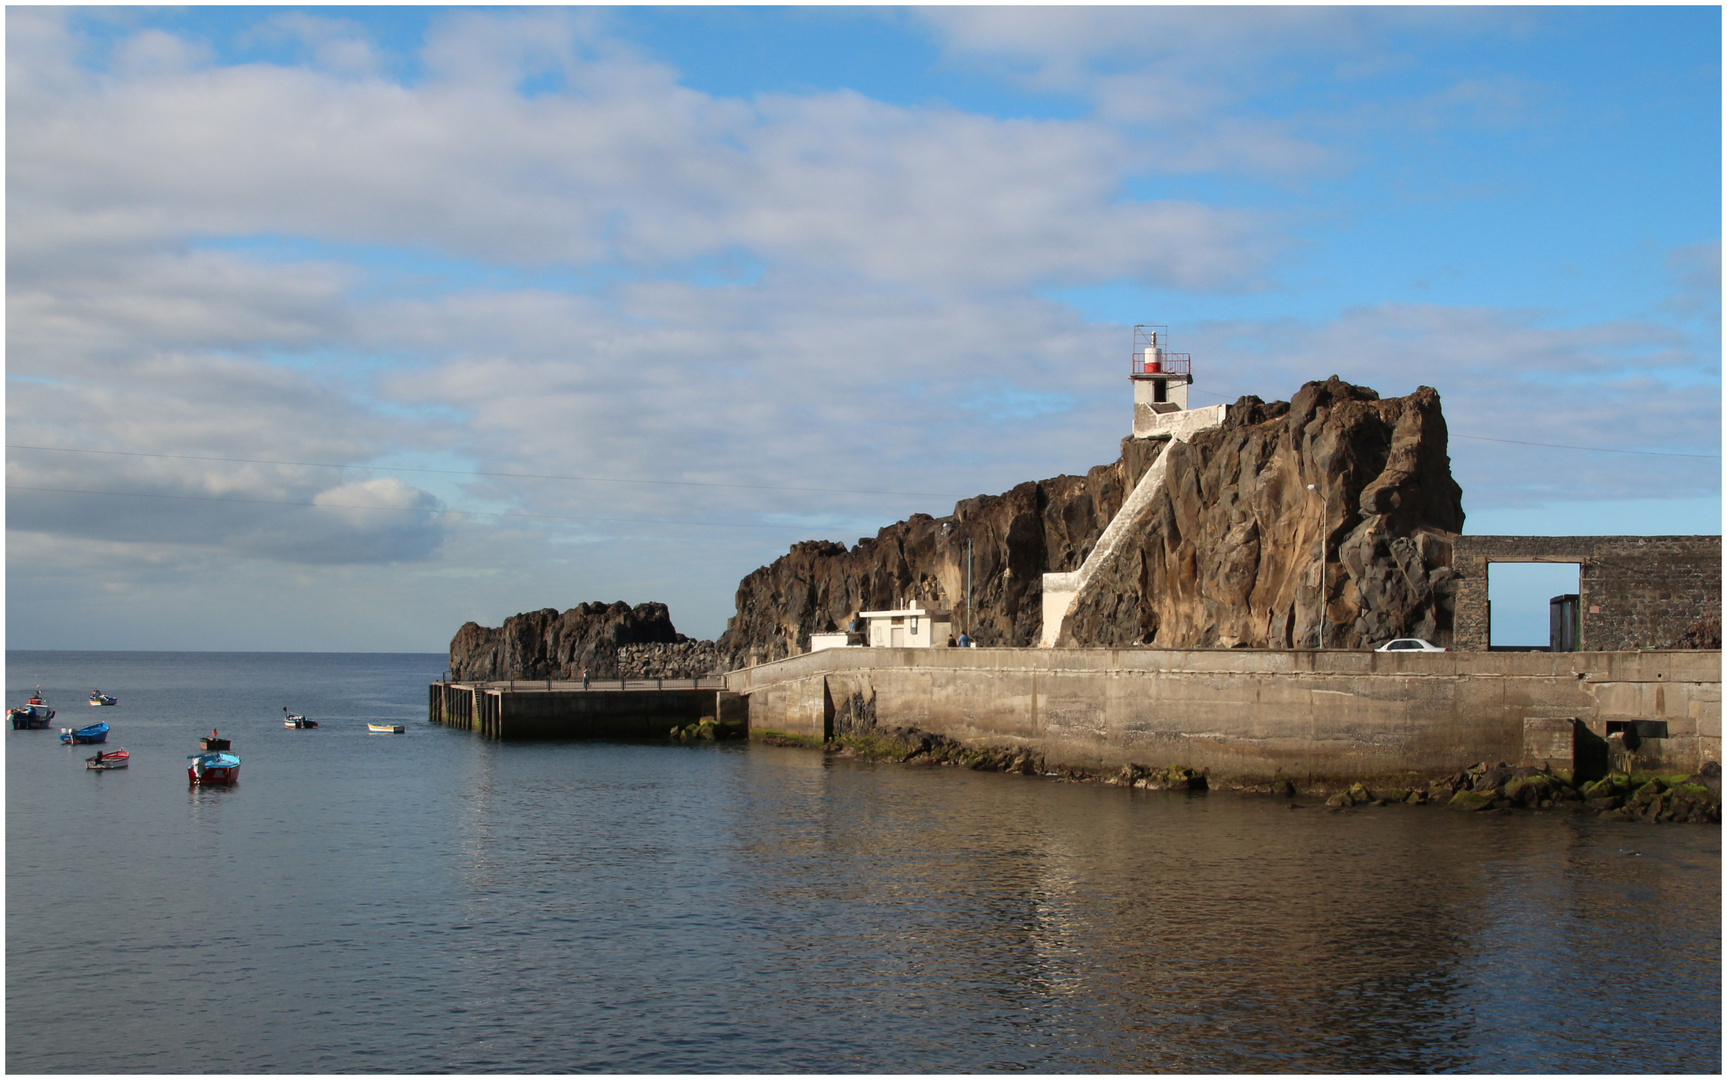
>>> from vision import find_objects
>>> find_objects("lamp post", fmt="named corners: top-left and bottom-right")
top-left (1307, 482), bottom-right (1326, 648)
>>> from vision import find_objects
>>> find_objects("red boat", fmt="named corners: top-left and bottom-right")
top-left (87, 748), bottom-right (130, 770)
top-left (187, 750), bottom-right (240, 785)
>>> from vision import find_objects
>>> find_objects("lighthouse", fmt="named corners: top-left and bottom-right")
top-left (1129, 324), bottom-right (1193, 437)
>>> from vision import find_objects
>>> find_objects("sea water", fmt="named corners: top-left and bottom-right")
top-left (6, 651), bottom-right (1721, 1073)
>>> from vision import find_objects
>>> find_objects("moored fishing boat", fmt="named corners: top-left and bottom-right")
top-left (86, 748), bottom-right (130, 770)
top-left (9, 689), bottom-right (56, 729)
top-left (88, 691), bottom-right (117, 707)
top-left (367, 723), bottom-right (406, 734)
top-left (283, 708), bottom-right (318, 728)
top-left (60, 721), bottom-right (110, 745)
top-left (187, 751), bottom-right (240, 785)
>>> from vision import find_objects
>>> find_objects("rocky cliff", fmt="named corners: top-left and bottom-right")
top-left (449, 378), bottom-right (1466, 677)
top-left (716, 378), bottom-right (1464, 665)
top-left (1059, 378), bottom-right (1463, 648)
top-left (714, 437), bottom-right (1167, 665)
top-left (448, 601), bottom-right (687, 680)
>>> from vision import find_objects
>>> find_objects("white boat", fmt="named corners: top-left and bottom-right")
top-left (367, 723), bottom-right (405, 734)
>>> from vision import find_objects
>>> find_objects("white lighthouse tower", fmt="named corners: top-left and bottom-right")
top-left (1130, 324), bottom-right (1193, 437)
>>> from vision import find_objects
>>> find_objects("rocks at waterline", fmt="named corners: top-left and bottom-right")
top-left (1315, 760), bottom-right (1722, 823)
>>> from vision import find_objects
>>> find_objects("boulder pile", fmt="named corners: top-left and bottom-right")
top-left (1318, 760), bottom-right (1722, 823)
top-left (668, 715), bottom-right (744, 742)
top-left (617, 640), bottom-right (723, 680)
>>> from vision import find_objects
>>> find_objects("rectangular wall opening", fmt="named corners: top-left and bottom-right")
top-left (1487, 561), bottom-right (1583, 649)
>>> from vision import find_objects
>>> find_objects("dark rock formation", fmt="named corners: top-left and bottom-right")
top-left (716, 438), bottom-right (1165, 665)
top-left (1059, 378), bottom-right (1463, 648)
top-left (718, 378), bottom-right (1465, 664)
top-left (448, 601), bottom-right (683, 680)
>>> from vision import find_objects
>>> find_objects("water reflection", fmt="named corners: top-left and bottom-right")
top-left (9, 664), bottom-right (1719, 1074)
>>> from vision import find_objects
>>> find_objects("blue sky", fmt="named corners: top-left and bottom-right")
top-left (6, 5), bottom-right (1720, 651)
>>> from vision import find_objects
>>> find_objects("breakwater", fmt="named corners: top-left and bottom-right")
top-left (725, 646), bottom-right (1720, 784)
top-left (430, 677), bottom-right (743, 739)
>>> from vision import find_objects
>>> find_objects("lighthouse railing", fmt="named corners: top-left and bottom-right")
top-left (1131, 352), bottom-right (1192, 377)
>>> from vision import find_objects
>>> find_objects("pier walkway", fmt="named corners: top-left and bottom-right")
top-left (430, 677), bottom-right (743, 739)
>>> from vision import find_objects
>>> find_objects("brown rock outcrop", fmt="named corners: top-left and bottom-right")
top-left (715, 437), bottom-right (1167, 666)
top-left (1059, 378), bottom-right (1464, 648)
top-left (448, 601), bottom-right (684, 680)
top-left (717, 378), bottom-right (1464, 664)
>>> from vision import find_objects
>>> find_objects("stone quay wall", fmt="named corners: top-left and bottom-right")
top-left (726, 646), bottom-right (1721, 783)
top-left (430, 681), bottom-right (746, 739)
top-left (1451, 535), bottom-right (1721, 651)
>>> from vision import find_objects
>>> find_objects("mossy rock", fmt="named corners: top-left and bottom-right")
top-left (1325, 791), bottom-right (1351, 807)
top-left (1380, 787), bottom-right (1411, 804)
top-left (1448, 790), bottom-right (1496, 812)
top-left (1587, 795), bottom-right (1624, 811)
top-left (1405, 789), bottom-right (1427, 805)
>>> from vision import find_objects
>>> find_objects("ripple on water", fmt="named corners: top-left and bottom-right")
top-left (6, 651), bottom-right (1722, 1073)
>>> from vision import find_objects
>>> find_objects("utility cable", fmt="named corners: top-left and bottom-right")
top-left (3, 443), bottom-right (963, 498)
top-left (1186, 388), bottom-right (1718, 459)
top-left (3, 483), bottom-right (856, 533)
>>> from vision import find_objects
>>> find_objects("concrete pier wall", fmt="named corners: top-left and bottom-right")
top-left (430, 682), bottom-right (745, 739)
top-left (727, 647), bottom-right (1721, 781)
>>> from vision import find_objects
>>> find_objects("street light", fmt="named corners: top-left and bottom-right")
top-left (1307, 482), bottom-right (1326, 648)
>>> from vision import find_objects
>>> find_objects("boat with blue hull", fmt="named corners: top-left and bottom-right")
top-left (9, 689), bottom-right (56, 730)
top-left (60, 721), bottom-right (109, 745)
top-left (88, 691), bottom-right (117, 707)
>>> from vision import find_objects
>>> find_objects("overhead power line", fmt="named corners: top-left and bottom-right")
top-left (1187, 388), bottom-right (1719, 460)
top-left (3, 484), bottom-right (842, 533)
top-left (1448, 433), bottom-right (1720, 460)
top-left (3, 444), bottom-right (963, 499)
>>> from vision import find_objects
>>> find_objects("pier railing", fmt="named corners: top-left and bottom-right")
top-left (445, 675), bottom-right (728, 692)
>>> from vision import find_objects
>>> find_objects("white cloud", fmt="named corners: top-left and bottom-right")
top-left (5, 8), bottom-right (1714, 650)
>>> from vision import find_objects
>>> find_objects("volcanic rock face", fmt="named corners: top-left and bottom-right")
top-left (715, 438), bottom-right (1167, 666)
top-left (717, 378), bottom-right (1464, 664)
top-left (448, 601), bottom-right (684, 680)
top-left (1060, 378), bottom-right (1464, 649)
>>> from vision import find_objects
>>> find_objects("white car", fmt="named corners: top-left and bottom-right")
top-left (1375, 637), bottom-right (1448, 653)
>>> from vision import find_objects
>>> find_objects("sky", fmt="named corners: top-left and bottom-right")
top-left (5, 5), bottom-right (1721, 652)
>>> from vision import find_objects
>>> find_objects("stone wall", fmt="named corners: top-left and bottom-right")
top-left (1451, 536), bottom-right (1721, 651)
top-left (727, 646), bottom-right (1721, 782)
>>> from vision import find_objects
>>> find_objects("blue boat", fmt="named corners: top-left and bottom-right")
top-left (60, 721), bottom-right (109, 745)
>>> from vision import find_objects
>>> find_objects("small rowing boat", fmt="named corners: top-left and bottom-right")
top-left (88, 690), bottom-right (117, 707)
top-left (367, 723), bottom-right (405, 734)
top-left (283, 708), bottom-right (318, 729)
top-left (87, 748), bottom-right (130, 770)
top-left (60, 721), bottom-right (109, 745)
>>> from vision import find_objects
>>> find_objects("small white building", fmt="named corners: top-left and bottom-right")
top-left (859, 602), bottom-right (953, 648)
top-left (809, 631), bottom-right (852, 652)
